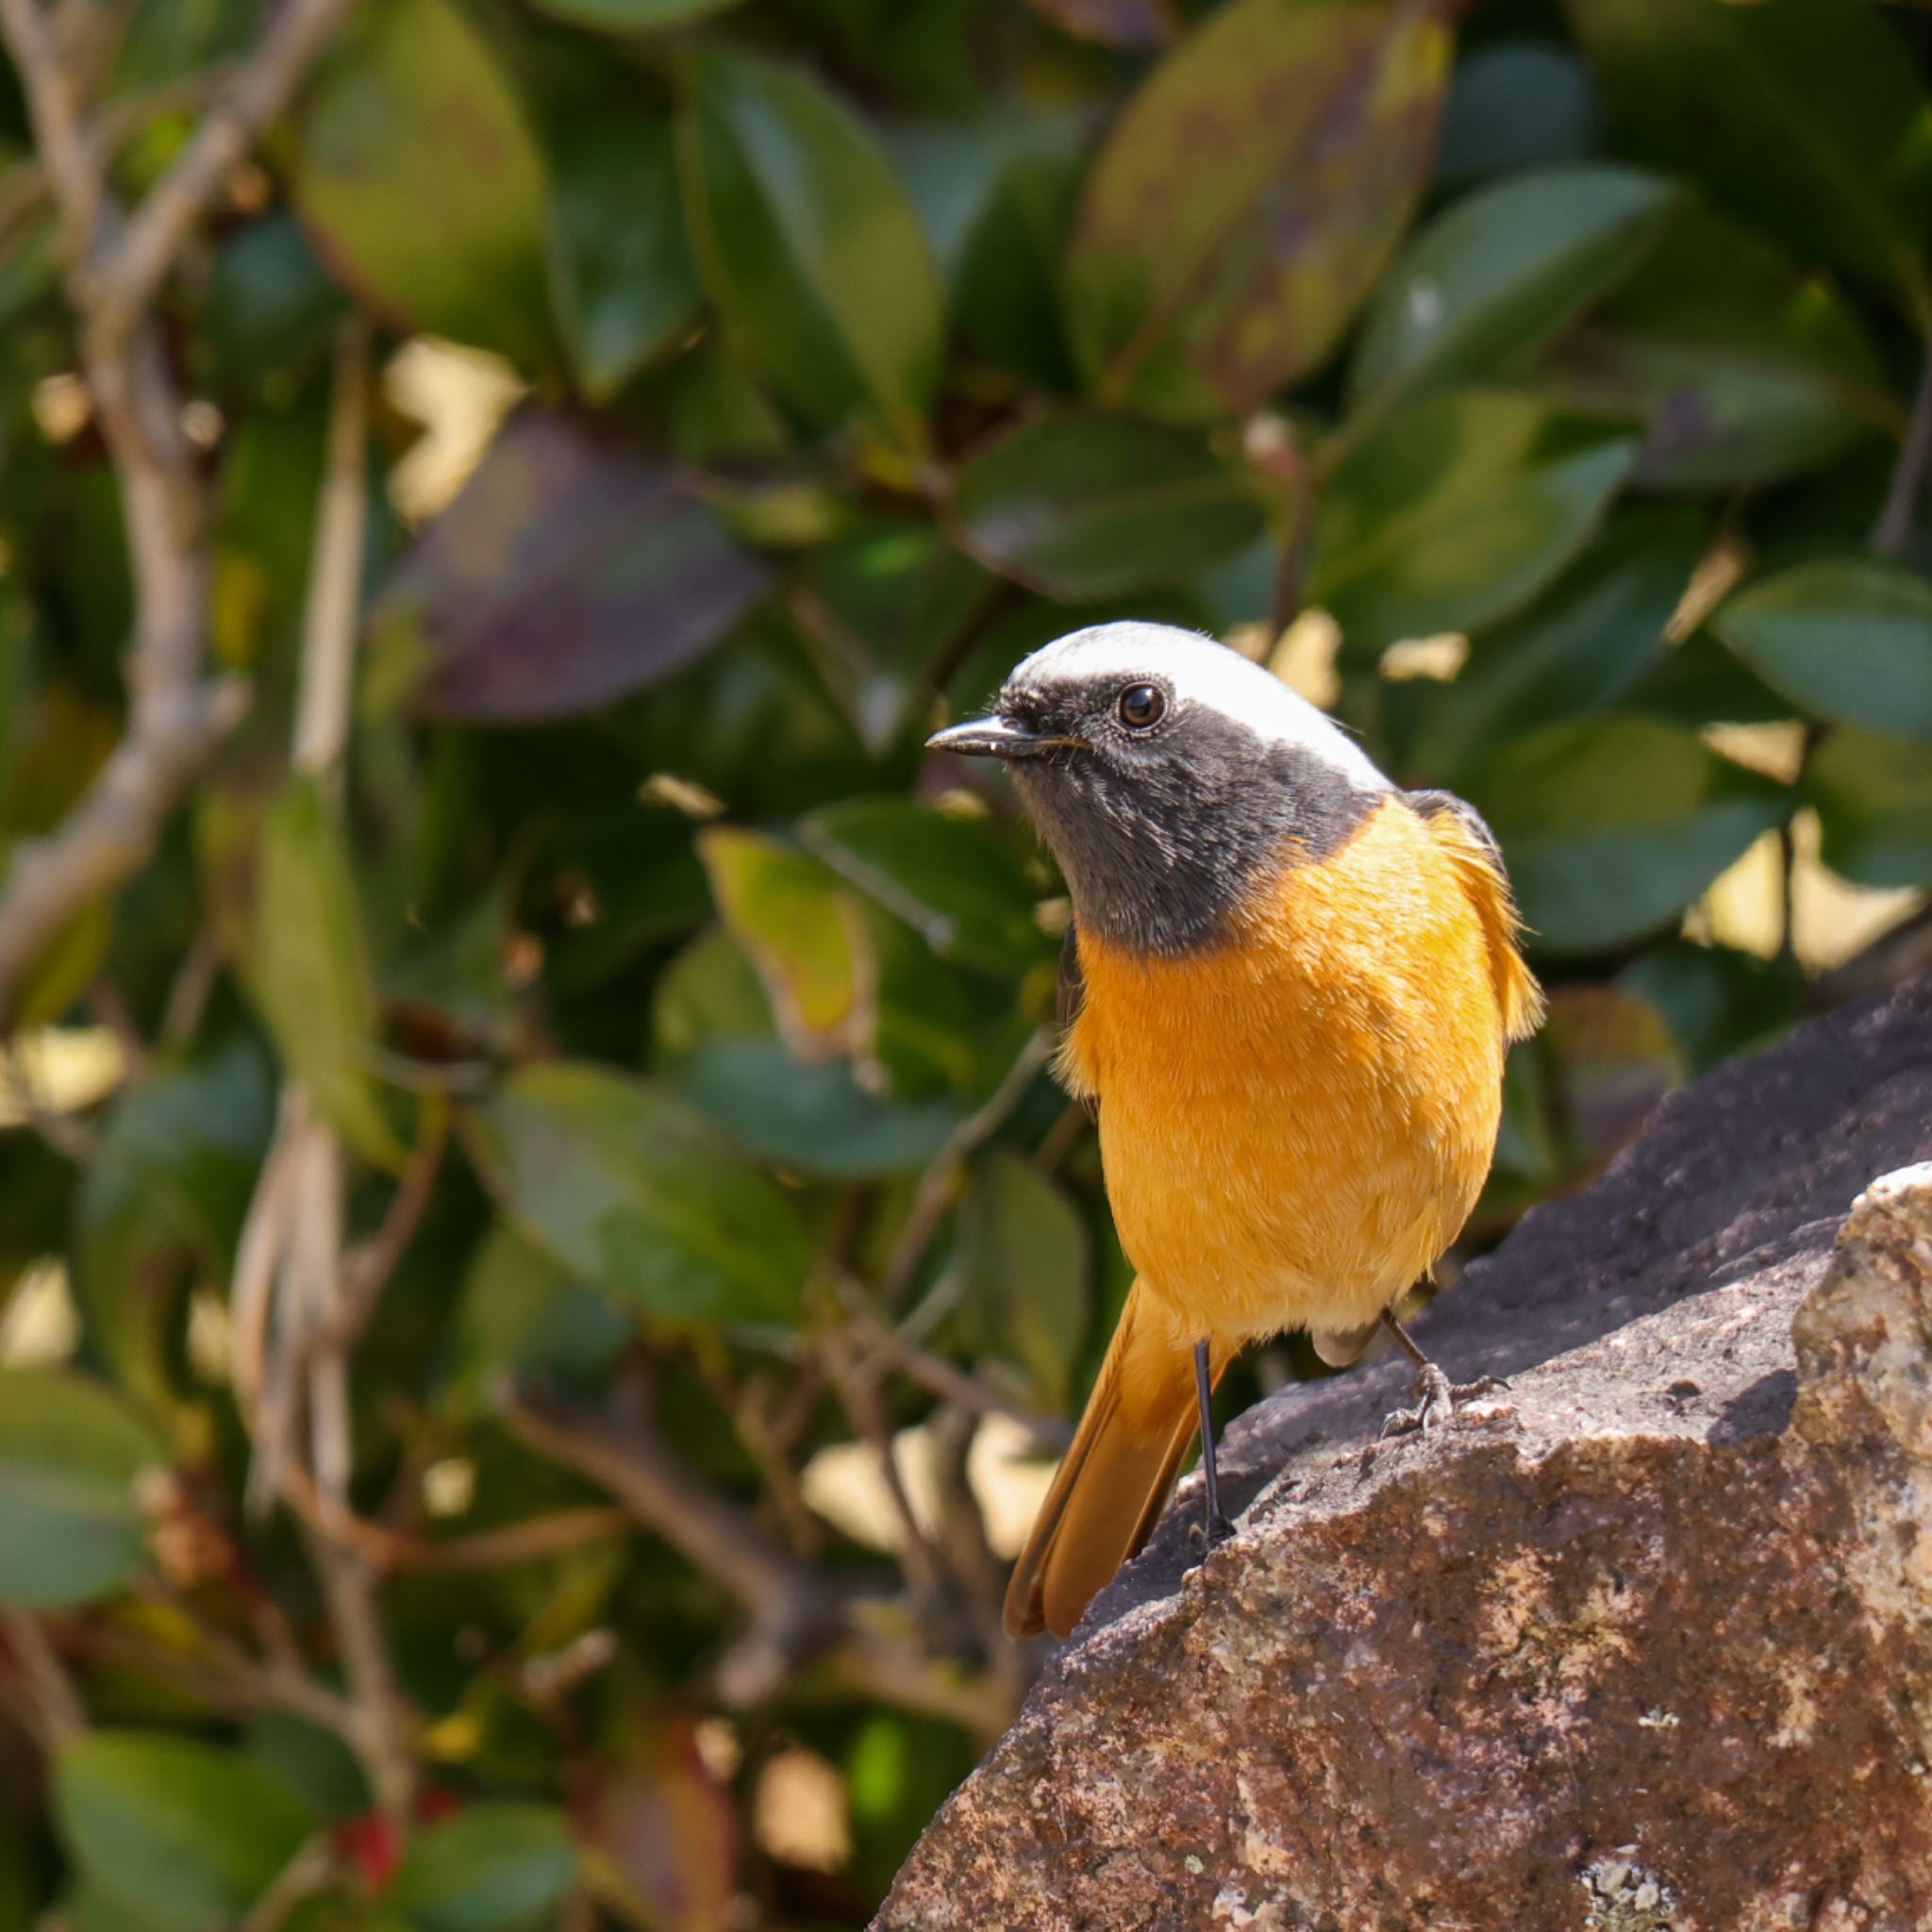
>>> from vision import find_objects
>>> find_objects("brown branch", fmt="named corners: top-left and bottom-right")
top-left (92, 0), bottom-right (358, 358)
top-left (0, 0), bottom-right (354, 1025)
top-left (0, 1609), bottom-right (85, 1748)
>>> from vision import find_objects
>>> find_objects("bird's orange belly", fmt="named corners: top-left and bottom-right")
top-left (1064, 800), bottom-right (1507, 1349)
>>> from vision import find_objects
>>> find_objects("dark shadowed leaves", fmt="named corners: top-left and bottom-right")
top-left (449, 1223), bottom-right (629, 1400)
top-left (388, 1804), bottom-right (575, 1932)
top-left (1066, 0), bottom-right (1451, 420)
top-left (1349, 164), bottom-right (1676, 408)
top-left (1715, 560), bottom-right (1932, 745)
top-left (1022, 0), bottom-right (1173, 46)
top-left (1466, 713), bottom-right (1786, 951)
top-left (1393, 506), bottom-right (1703, 778)
top-left (0, 1371), bottom-right (164, 1607)
top-left (464, 1063), bottom-right (812, 1325)
top-left (955, 1152), bottom-right (1089, 1407)
top-left (801, 799), bottom-right (1051, 976)
top-left (250, 777), bottom-right (402, 1167)
top-left (75, 1038), bottom-right (275, 1405)
top-left (1436, 41), bottom-right (1595, 188)
top-left (1804, 729), bottom-right (1932, 889)
top-left (678, 52), bottom-right (943, 455)
top-left (533, 0), bottom-right (741, 26)
top-left (55, 1733), bottom-right (311, 1927)
top-left (1311, 393), bottom-right (1637, 654)
top-left (1564, 0), bottom-right (1932, 319)
top-left (675, 1041), bottom-right (959, 1177)
top-left (1622, 940), bottom-right (1801, 1074)
top-left (371, 413), bottom-right (768, 724)
top-left (950, 412), bottom-right (1263, 599)
top-left (955, 148), bottom-right (1083, 392)
top-left (547, 114), bottom-right (701, 404)
top-left (1546, 206), bottom-right (1890, 491)
top-left (292, 0), bottom-right (553, 367)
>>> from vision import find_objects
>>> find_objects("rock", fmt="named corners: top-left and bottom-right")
top-left (876, 980), bottom-right (1932, 1932)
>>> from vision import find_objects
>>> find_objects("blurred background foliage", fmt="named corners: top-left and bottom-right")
top-left (1, 0), bottom-right (1931, 1924)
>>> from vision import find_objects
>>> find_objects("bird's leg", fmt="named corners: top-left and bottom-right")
top-left (1378, 1311), bottom-right (1507, 1439)
top-left (1193, 1338), bottom-right (1236, 1547)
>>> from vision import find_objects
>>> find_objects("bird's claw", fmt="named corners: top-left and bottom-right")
top-left (1190, 1508), bottom-right (1238, 1551)
top-left (1379, 1364), bottom-right (1507, 1439)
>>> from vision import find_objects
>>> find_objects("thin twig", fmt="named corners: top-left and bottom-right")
top-left (1873, 343), bottom-right (1932, 558)
top-left (0, 1609), bottom-right (85, 1747)
top-left (242, 1836), bottom-right (337, 1932)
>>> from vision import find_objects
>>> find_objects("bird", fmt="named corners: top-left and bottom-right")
top-left (927, 622), bottom-right (1543, 1641)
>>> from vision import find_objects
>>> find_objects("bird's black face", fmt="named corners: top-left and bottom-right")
top-left (931, 663), bottom-right (1380, 955)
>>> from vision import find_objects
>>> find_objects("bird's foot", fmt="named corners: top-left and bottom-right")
top-left (1379, 1364), bottom-right (1508, 1439)
top-left (1189, 1507), bottom-right (1238, 1551)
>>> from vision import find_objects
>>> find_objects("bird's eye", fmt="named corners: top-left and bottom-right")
top-left (1117, 683), bottom-right (1165, 730)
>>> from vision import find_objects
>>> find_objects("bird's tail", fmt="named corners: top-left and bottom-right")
top-left (1003, 1282), bottom-right (1223, 1640)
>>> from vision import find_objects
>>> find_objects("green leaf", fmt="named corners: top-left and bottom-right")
top-left (678, 51), bottom-right (943, 455)
top-left (75, 1038), bottom-right (276, 1405)
top-left (449, 1223), bottom-right (629, 1400)
top-left (956, 1152), bottom-right (1089, 1407)
top-left (1349, 165), bottom-right (1677, 408)
top-left (389, 1804), bottom-right (575, 1932)
top-left (1465, 713), bottom-right (1787, 952)
top-left (1620, 941), bottom-right (1800, 1074)
top-left (1546, 205), bottom-right (1890, 491)
top-left (1065, 0), bottom-right (1451, 420)
top-left (801, 799), bottom-right (1051, 976)
top-left (1396, 506), bottom-right (1703, 779)
top-left (697, 828), bottom-right (870, 1058)
top-left (0, 1370), bottom-right (164, 1607)
top-left (199, 216), bottom-right (347, 396)
top-left (950, 412), bottom-right (1263, 600)
top-left (532, 0), bottom-right (741, 26)
top-left (292, 0), bottom-right (553, 367)
top-left (464, 1063), bottom-right (812, 1325)
top-left (1310, 392), bottom-right (1638, 655)
top-left (546, 112), bottom-right (700, 404)
top-left (955, 150), bottom-right (1082, 391)
top-left (1714, 559), bottom-right (1932, 745)
top-left (371, 413), bottom-right (769, 724)
top-left (1021, 0), bottom-right (1173, 46)
top-left (1564, 0), bottom-right (1932, 320)
top-left (1435, 41), bottom-right (1596, 189)
top-left (55, 1733), bottom-right (311, 1927)
top-left (675, 1041), bottom-right (959, 1177)
top-left (1805, 727), bottom-right (1932, 888)
top-left (250, 776), bottom-right (402, 1167)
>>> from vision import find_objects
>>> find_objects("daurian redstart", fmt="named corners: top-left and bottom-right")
top-left (929, 622), bottom-right (1543, 1641)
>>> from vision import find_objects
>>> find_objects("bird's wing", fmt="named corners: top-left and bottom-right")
top-left (1403, 789), bottom-right (1545, 1043)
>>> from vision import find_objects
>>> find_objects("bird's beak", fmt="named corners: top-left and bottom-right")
top-left (926, 716), bottom-right (1078, 759)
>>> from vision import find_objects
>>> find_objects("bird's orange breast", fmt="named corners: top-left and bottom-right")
top-left (1061, 796), bottom-right (1518, 1354)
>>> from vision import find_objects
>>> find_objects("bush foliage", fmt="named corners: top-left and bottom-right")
top-left (1, 0), bottom-right (1930, 1924)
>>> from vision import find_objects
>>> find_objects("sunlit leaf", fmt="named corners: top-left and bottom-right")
top-left (1066, 0), bottom-right (1451, 419)
top-left (546, 113), bottom-right (700, 404)
top-left (1805, 727), bottom-right (1932, 889)
top-left (389, 1805), bottom-right (575, 1932)
top-left (951, 412), bottom-right (1263, 600)
top-left (1311, 392), bottom-right (1637, 654)
top-left (1350, 164), bottom-right (1676, 408)
top-left (697, 828), bottom-right (871, 1060)
top-left (0, 1370), bottom-right (164, 1607)
top-left (370, 413), bottom-right (768, 724)
top-left (678, 51), bottom-right (943, 455)
top-left (1466, 713), bottom-right (1787, 951)
top-left (1713, 560), bottom-right (1932, 746)
top-left (802, 799), bottom-right (1051, 976)
top-left (249, 776), bottom-right (402, 1166)
top-left (464, 1063), bottom-right (812, 1325)
top-left (55, 1733), bottom-right (310, 1927)
top-left (293, 0), bottom-right (553, 366)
